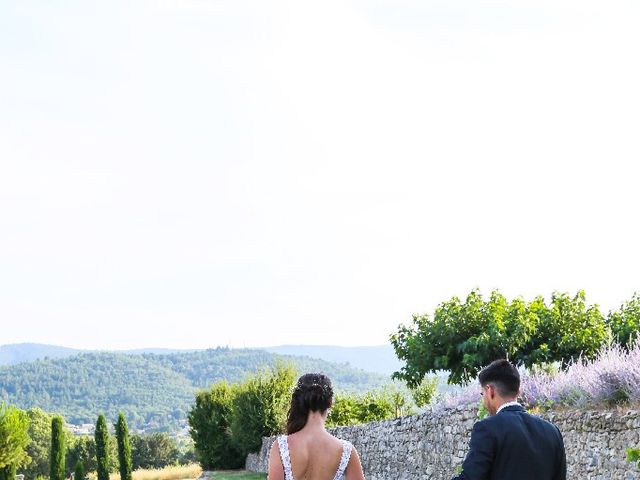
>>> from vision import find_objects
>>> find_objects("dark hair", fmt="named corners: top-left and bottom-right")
top-left (478, 359), bottom-right (520, 397)
top-left (285, 373), bottom-right (333, 434)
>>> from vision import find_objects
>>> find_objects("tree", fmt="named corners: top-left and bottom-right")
top-left (0, 464), bottom-right (16, 480)
top-left (74, 460), bottom-right (85, 480)
top-left (0, 403), bottom-right (31, 475)
top-left (410, 376), bottom-right (439, 408)
top-left (115, 413), bottom-right (132, 480)
top-left (23, 408), bottom-right (55, 479)
top-left (50, 416), bottom-right (66, 480)
top-left (229, 363), bottom-right (296, 456)
top-left (608, 293), bottom-right (640, 347)
top-left (95, 415), bottom-right (110, 480)
top-left (66, 436), bottom-right (96, 474)
top-left (326, 395), bottom-right (360, 427)
top-left (391, 289), bottom-right (612, 386)
top-left (188, 382), bottom-right (243, 470)
top-left (326, 388), bottom-right (406, 427)
top-left (130, 433), bottom-right (179, 470)
top-left (67, 432), bottom-right (118, 475)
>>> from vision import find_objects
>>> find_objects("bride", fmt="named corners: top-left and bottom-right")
top-left (268, 373), bottom-right (365, 480)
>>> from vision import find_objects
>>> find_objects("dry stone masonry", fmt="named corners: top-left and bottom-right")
top-left (246, 405), bottom-right (640, 479)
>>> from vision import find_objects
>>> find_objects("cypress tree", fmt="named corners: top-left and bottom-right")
top-left (74, 460), bottom-right (85, 480)
top-left (0, 464), bottom-right (16, 480)
top-left (115, 413), bottom-right (132, 480)
top-left (94, 414), bottom-right (110, 480)
top-left (50, 416), bottom-right (66, 480)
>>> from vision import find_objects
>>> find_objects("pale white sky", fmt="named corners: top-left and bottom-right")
top-left (1, 0), bottom-right (639, 350)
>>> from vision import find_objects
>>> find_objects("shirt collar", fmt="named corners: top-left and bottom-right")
top-left (496, 401), bottom-right (521, 414)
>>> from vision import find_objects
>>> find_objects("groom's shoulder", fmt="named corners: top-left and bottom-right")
top-left (476, 407), bottom-right (555, 431)
top-left (477, 407), bottom-right (526, 427)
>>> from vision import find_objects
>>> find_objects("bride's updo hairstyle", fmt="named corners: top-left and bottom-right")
top-left (286, 373), bottom-right (334, 434)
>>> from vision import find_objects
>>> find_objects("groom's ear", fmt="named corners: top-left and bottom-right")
top-left (487, 384), bottom-right (497, 399)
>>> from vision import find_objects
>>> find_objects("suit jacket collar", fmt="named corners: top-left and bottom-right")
top-left (497, 402), bottom-right (524, 414)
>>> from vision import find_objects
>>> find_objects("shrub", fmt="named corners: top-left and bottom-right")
top-left (188, 382), bottom-right (242, 469)
top-left (326, 387), bottom-right (412, 427)
top-left (229, 363), bottom-right (296, 456)
top-left (410, 376), bottom-right (439, 408)
top-left (130, 433), bottom-right (179, 470)
top-left (444, 341), bottom-right (640, 410)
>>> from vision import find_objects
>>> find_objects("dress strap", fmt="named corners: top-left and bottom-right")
top-left (332, 440), bottom-right (353, 480)
top-left (277, 435), bottom-right (295, 480)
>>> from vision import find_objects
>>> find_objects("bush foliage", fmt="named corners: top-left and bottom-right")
top-left (189, 363), bottom-right (295, 469)
top-left (391, 289), bottom-right (640, 386)
top-left (0, 403), bottom-right (30, 473)
top-left (230, 364), bottom-right (296, 456)
top-left (188, 382), bottom-right (242, 470)
top-left (326, 386), bottom-right (416, 427)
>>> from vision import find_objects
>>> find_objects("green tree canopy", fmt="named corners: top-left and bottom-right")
top-left (74, 460), bottom-right (85, 480)
top-left (409, 376), bottom-right (439, 408)
top-left (115, 413), bottom-right (132, 480)
top-left (188, 382), bottom-right (243, 470)
top-left (229, 363), bottom-right (296, 456)
top-left (130, 433), bottom-right (179, 470)
top-left (50, 416), bottom-right (66, 480)
top-left (391, 290), bottom-right (613, 386)
top-left (326, 386), bottom-right (412, 427)
top-left (67, 433), bottom-right (118, 475)
top-left (22, 408), bottom-right (55, 479)
top-left (609, 293), bottom-right (640, 347)
top-left (0, 403), bottom-right (31, 471)
top-left (95, 414), bottom-right (110, 480)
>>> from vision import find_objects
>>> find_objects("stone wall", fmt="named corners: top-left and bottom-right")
top-left (246, 406), bottom-right (640, 479)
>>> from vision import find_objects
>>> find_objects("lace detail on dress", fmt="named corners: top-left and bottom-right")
top-left (277, 435), bottom-right (352, 480)
top-left (332, 440), bottom-right (353, 480)
top-left (277, 436), bottom-right (294, 480)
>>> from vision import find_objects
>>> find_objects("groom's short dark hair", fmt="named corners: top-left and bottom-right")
top-left (478, 359), bottom-right (520, 397)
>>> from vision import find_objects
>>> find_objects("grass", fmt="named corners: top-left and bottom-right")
top-left (97, 464), bottom-right (203, 480)
top-left (211, 473), bottom-right (266, 480)
top-left (87, 464), bottom-right (265, 480)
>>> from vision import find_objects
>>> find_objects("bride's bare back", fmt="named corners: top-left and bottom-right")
top-left (267, 418), bottom-right (365, 480)
top-left (268, 373), bottom-right (365, 480)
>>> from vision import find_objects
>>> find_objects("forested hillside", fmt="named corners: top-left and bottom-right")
top-left (0, 348), bottom-right (388, 432)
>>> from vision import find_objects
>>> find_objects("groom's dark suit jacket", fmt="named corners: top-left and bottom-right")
top-left (451, 404), bottom-right (566, 480)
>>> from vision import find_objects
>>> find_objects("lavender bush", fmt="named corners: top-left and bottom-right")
top-left (439, 340), bottom-right (640, 410)
top-left (520, 341), bottom-right (640, 408)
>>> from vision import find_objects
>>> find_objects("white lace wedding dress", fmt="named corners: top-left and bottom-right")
top-left (276, 435), bottom-right (353, 480)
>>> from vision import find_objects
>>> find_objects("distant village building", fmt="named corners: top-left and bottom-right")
top-left (66, 423), bottom-right (95, 435)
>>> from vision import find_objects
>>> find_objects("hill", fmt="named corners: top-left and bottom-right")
top-left (0, 343), bottom-right (83, 365)
top-left (0, 343), bottom-right (404, 377)
top-left (0, 348), bottom-right (390, 432)
top-left (262, 344), bottom-right (403, 376)
top-left (0, 343), bottom-right (197, 366)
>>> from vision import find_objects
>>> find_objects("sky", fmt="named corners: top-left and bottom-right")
top-left (1, 0), bottom-right (639, 350)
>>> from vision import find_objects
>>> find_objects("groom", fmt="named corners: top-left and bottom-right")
top-left (452, 359), bottom-right (567, 480)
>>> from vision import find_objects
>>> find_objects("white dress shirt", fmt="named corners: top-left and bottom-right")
top-left (496, 401), bottom-right (521, 414)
